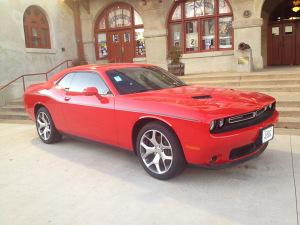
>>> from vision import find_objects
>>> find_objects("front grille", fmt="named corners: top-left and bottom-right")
top-left (228, 112), bottom-right (256, 124)
top-left (229, 143), bottom-right (261, 160)
top-left (211, 102), bottom-right (276, 134)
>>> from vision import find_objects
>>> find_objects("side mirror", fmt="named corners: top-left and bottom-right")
top-left (83, 87), bottom-right (98, 96)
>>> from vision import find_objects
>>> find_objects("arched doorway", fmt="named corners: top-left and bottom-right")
top-left (94, 3), bottom-right (146, 63)
top-left (266, 0), bottom-right (300, 66)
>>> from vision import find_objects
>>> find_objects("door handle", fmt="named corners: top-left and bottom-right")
top-left (64, 96), bottom-right (71, 101)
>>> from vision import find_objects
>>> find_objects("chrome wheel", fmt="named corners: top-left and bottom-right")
top-left (139, 129), bottom-right (173, 175)
top-left (37, 112), bottom-right (51, 141)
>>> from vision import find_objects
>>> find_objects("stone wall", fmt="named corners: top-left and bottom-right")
top-left (0, 0), bottom-right (77, 86)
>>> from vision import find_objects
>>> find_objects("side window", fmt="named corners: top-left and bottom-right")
top-left (56, 73), bottom-right (74, 90)
top-left (69, 72), bottom-right (110, 95)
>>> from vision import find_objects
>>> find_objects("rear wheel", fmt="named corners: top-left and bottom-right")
top-left (36, 107), bottom-right (62, 144)
top-left (136, 122), bottom-right (186, 180)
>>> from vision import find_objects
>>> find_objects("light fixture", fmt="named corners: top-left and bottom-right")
top-left (293, 6), bottom-right (300, 12)
top-left (293, 0), bottom-right (300, 12)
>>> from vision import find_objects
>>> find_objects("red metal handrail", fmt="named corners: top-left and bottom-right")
top-left (0, 60), bottom-right (72, 93)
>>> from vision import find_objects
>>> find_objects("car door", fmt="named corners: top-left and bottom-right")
top-left (49, 72), bottom-right (75, 132)
top-left (62, 71), bottom-right (116, 145)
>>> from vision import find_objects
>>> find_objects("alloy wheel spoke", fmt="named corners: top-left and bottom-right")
top-left (150, 130), bottom-right (160, 146)
top-left (161, 152), bottom-right (172, 161)
top-left (43, 129), bottom-right (47, 139)
top-left (41, 113), bottom-right (46, 123)
top-left (38, 120), bottom-right (46, 128)
top-left (141, 143), bottom-right (155, 159)
top-left (155, 162), bottom-right (162, 174)
top-left (161, 157), bottom-right (167, 171)
top-left (161, 144), bottom-right (171, 150)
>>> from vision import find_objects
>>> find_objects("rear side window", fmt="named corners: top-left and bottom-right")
top-left (69, 72), bottom-right (110, 95)
top-left (56, 73), bottom-right (74, 90)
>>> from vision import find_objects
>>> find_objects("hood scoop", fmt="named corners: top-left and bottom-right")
top-left (192, 95), bottom-right (212, 100)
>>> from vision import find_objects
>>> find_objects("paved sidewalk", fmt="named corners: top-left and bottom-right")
top-left (0, 123), bottom-right (299, 225)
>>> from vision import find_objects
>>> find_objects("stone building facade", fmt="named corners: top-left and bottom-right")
top-left (0, 0), bottom-right (299, 84)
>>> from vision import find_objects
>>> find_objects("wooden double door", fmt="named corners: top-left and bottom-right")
top-left (268, 21), bottom-right (300, 66)
top-left (108, 29), bottom-right (134, 63)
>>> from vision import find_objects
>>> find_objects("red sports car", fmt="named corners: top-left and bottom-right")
top-left (24, 64), bottom-right (278, 179)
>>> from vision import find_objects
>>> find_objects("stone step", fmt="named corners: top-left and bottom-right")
top-left (276, 101), bottom-right (300, 107)
top-left (275, 128), bottom-right (300, 136)
top-left (277, 107), bottom-right (300, 117)
top-left (0, 105), bottom-right (25, 112)
top-left (182, 73), bottom-right (300, 82)
top-left (0, 111), bottom-right (29, 120)
top-left (0, 119), bottom-right (33, 124)
top-left (8, 100), bottom-right (24, 106)
top-left (239, 86), bottom-right (300, 92)
top-left (276, 117), bottom-right (300, 129)
top-left (187, 84), bottom-right (300, 92)
top-left (187, 79), bottom-right (300, 87)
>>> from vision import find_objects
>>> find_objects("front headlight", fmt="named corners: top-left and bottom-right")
top-left (210, 118), bottom-right (225, 131)
top-left (218, 119), bottom-right (225, 128)
top-left (209, 120), bottom-right (216, 131)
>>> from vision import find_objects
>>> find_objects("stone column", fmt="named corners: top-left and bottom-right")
top-left (144, 30), bottom-right (168, 69)
top-left (64, 0), bottom-right (87, 64)
top-left (233, 18), bottom-right (264, 70)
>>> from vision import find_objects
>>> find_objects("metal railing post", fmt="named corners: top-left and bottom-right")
top-left (22, 76), bottom-right (25, 92)
top-left (45, 73), bottom-right (48, 81)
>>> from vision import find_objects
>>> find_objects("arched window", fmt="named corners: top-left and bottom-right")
top-left (168, 0), bottom-right (233, 53)
top-left (94, 3), bottom-right (145, 62)
top-left (23, 6), bottom-right (51, 49)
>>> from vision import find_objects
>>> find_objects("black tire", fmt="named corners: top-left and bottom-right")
top-left (136, 122), bottom-right (186, 180)
top-left (35, 107), bottom-right (62, 144)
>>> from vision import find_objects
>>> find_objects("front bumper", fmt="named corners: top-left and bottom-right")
top-left (185, 110), bottom-right (279, 166)
top-left (202, 137), bottom-right (269, 169)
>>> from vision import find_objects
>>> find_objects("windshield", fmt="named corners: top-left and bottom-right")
top-left (106, 66), bottom-right (186, 95)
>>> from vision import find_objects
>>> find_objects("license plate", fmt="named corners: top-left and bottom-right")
top-left (262, 126), bottom-right (274, 144)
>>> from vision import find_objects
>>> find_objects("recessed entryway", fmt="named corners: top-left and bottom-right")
top-left (267, 0), bottom-right (300, 66)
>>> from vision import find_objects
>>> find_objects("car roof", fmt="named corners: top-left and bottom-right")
top-left (71, 63), bottom-right (153, 72)
top-left (49, 63), bottom-right (155, 83)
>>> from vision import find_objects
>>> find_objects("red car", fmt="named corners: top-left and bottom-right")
top-left (24, 64), bottom-right (278, 179)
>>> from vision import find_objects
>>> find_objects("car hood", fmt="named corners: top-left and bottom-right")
top-left (125, 85), bottom-right (276, 120)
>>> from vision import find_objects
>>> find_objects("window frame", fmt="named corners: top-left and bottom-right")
top-left (56, 71), bottom-right (112, 96)
top-left (23, 6), bottom-right (51, 49)
top-left (168, 0), bottom-right (234, 54)
top-left (94, 3), bottom-right (145, 60)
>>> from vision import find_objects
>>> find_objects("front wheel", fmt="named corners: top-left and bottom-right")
top-left (36, 107), bottom-right (62, 144)
top-left (136, 122), bottom-right (186, 180)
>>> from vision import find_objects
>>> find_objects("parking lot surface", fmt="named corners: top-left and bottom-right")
top-left (0, 123), bottom-right (299, 225)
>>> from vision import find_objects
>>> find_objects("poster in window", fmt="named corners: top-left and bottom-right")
top-left (174, 31), bottom-right (181, 42)
top-left (186, 33), bottom-right (198, 48)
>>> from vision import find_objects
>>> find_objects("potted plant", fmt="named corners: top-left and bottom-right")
top-left (168, 46), bottom-right (184, 76)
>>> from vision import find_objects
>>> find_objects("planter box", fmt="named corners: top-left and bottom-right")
top-left (168, 63), bottom-right (185, 76)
